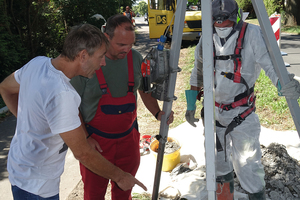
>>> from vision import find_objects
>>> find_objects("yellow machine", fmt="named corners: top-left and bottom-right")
top-left (147, 0), bottom-right (202, 41)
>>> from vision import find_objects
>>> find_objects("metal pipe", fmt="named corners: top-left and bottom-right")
top-left (151, 0), bottom-right (187, 199)
top-left (201, 0), bottom-right (217, 199)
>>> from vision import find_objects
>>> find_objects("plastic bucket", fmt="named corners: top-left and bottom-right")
top-left (150, 137), bottom-right (181, 172)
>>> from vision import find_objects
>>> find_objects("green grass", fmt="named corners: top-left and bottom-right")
top-left (255, 71), bottom-right (298, 129)
top-left (281, 25), bottom-right (300, 35)
top-left (245, 18), bottom-right (260, 25)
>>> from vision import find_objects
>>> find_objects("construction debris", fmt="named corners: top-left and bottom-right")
top-left (234, 143), bottom-right (300, 200)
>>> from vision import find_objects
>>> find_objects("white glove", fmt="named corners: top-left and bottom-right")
top-left (278, 74), bottom-right (300, 99)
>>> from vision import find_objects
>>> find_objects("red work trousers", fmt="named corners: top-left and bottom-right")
top-left (80, 128), bottom-right (140, 200)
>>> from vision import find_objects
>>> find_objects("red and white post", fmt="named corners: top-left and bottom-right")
top-left (269, 13), bottom-right (281, 48)
top-left (269, 13), bottom-right (290, 66)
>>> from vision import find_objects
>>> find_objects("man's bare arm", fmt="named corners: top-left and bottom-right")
top-left (0, 73), bottom-right (20, 117)
top-left (138, 90), bottom-right (174, 124)
top-left (60, 126), bottom-right (147, 191)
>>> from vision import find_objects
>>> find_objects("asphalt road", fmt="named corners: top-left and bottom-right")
top-left (281, 33), bottom-right (300, 77)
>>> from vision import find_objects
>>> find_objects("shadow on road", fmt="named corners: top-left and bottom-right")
top-left (0, 115), bottom-right (16, 181)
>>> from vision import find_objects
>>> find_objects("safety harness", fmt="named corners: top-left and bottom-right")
top-left (214, 22), bottom-right (256, 161)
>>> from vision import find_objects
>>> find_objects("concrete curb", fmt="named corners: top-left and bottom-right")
top-left (0, 106), bottom-right (8, 114)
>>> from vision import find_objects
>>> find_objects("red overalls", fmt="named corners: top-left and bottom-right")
top-left (80, 51), bottom-right (140, 200)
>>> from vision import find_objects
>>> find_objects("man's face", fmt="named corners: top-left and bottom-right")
top-left (214, 19), bottom-right (234, 28)
top-left (105, 23), bottom-right (135, 60)
top-left (81, 44), bottom-right (106, 78)
top-left (126, 6), bottom-right (130, 12)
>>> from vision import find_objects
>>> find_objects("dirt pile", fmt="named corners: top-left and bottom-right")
top-left (234, 143), bottom-right (300, 200)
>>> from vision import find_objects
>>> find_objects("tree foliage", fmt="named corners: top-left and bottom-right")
top-left (52, 0), bottom-right (120, 29)
top-left (0, 0), bottom-right (138, 82)
top-left (0, 0), bottom-right (65, 82)
top-left (236, 0), bottom-right (285, 19)
top-left (236, 0), bottom-right (300, 25)
top-left (133, 1), bottom-right (148, 15)
top-left (285, 0), bottom-right (300, 26)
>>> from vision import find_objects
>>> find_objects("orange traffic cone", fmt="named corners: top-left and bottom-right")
top-left (216, 171), bottom-right (234, 200)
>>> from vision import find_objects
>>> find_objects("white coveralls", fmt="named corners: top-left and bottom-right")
top-left (190, 23), bottom-right (279, 193)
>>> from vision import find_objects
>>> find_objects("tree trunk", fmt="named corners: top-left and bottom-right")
top-left (285, 0), bottom-right (300, 26)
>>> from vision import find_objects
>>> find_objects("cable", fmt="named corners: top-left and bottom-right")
top-left (164, 0), bottom-right (183, 37)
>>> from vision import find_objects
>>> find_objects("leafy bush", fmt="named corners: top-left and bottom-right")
top-left (263, 0), bottom-right (285, 16)
top-left (236, 0), bottom-right (285, 19)
top-left (0, 0), bottom-right (66, 82)
top-left (0, 27), bottom-right (29, 82)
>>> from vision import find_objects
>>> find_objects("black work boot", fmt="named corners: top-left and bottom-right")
top-left (248, 187), bottom-right (266, 200)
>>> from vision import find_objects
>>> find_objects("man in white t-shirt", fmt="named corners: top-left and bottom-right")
top-left (0, 24), bottom-right (146, 200)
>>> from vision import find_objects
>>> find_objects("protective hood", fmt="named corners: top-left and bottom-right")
top-left (212, 0), bottom-right (243, 31)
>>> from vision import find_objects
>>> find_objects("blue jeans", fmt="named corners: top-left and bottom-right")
top-left (11, 185), bottom-right (59, 200)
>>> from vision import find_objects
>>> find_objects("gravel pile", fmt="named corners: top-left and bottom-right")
top-left (234, 143), bottom-right (300, 200)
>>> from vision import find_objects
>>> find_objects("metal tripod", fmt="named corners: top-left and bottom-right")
top-left (151, 0), bottom-right (300, 199)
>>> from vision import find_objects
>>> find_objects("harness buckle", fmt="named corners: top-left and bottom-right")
top-left (224, 104), bottom-right (232, 111)
top-left (128, 85), bottom-right (134, 92)
top-left (247, 93), bottom-right (255, 107)
top-left (234, 115), bottom-right (244, 125)
top-left (101, 88), bottom-right (108, 94)
top-left (218, 103), bottom-right (224, 114)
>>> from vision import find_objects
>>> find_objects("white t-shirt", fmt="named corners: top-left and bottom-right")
top-left (7, 56), bottom-right (81, 198)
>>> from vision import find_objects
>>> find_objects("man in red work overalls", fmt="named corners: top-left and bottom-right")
top-left (71, 14), bottom-right (174, 200)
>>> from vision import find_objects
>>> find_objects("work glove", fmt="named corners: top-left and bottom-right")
top-left (277, 74), bottom-right (300, 99)
top-left (185, 90), bottom-right (199, 127)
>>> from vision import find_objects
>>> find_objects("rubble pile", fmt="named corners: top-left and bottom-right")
top-left (234, 143), bottom-right (300, 200)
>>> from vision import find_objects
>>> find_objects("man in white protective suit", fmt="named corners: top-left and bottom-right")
top-left (185, 0), bottom-right (300, 199)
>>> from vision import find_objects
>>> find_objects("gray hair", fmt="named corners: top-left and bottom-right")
top-left (61, 24), bottom-right (109, 61)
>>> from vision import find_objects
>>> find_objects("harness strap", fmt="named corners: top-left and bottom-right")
top-left (201, 108), bottom-right (224, 152)
top-left (234, 22), bottom-right (247, 83)
top-left (220, 71), bottom-right (250, 101)
top-left (215, 54), bottom-right (240, 60)
top-left (222, 99), bottom-right (256, 162)
top-left (215, 90), bottom-right (254, 111)
top-left (214, 22), bottom-right (248, 84)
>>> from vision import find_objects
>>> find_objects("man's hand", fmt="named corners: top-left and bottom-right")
top-left (157, 110), bottom-right (174, 125)
top-left (185, 110), bottom-right (199, 127)
top-left (185, 90), bottom-right (199, 127)
top-left (87, 137), bottom-right (103, 153)
top-left (61, 126), bottom-right (147, 193)
top-left (116, 171), bottom-right (147, 191)
top-left (277, 74), bottom-right (300, 99)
